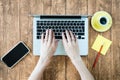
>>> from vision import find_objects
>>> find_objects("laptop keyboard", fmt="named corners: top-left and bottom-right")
top-left (36, 20), bottom-right (85, 39)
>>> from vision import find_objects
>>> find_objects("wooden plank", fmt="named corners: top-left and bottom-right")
top-left (0, 0), bottom-right (20, 80)
top-left (0, 0), bottom-right (5, 80)
top-left (66, 0), bottom-right (79, 15)
top-left (112, 0), bottom-right (120, 25)
top-left (30, 0), bottom-right (43, 14)
top-left (51, 0), bottom-right (66, 15)
top-left (112, 28), bottom-right (120, 80)
top-left (19, 0), bottom-right (33, 80)
top-left (66, 0), bottom-right (87, 80)
top-left (112, 0), bottom-right (120, 26)
top-left (0, 0), bottom-right (4, 56)
top-left (78, 0), bottom-right (88, 15)
top-left (43, 0), bottom-right (51, 15)
top-left (95, 0), bottom-right (113, 80)
top-left (19, 0), bottom-right (43, 80)
top-left (87, 0), bottom-right (100, 80)
top-left (112, 0), bottom-right (120, 80)
top-left (7, 0), bottom-right (20, 79)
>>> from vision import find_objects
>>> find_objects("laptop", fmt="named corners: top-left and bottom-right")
top-left (33, 15), bottom-right (88, 56)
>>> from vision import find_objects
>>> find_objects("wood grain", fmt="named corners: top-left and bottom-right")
top-left (0, 0), bottom-right (120, 80)
top-left (19, 0), bottom-right (32, 80)
top-left (1, 0), bottom-right (20, 80)
top-left (0, 0), bottom-right (5, 80)
top-left (112, 0), bottom-right (120, 80)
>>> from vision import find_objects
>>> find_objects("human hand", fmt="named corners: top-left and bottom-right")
top-left (28, 30), bottom-right (58, 80)
top-left (40, 29), bottom-right (58, 65)
top-left (62, 30), bottom-right (80, 61)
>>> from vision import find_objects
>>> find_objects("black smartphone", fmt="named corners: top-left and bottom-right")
top-left (1, 41), bottom-right (30, 68)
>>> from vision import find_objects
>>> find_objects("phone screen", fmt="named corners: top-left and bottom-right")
top-left (2, 42), bottom-right (29, 67)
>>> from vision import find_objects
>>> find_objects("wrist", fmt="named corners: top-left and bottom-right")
top-left (38, 58), bottom-right (50, 67)
top-left (69, 54), bottom-right (81, 61)
top-left (32, 59), bottom-right (47, 74)
top-left (71, 56), bottom-right (82, 64)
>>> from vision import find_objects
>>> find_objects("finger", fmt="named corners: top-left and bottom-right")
top-left (70, 31), bottom-right (75, 42)
top-left (53, 33), bottom-right (58, 47)
top-left (52, 31), bottom-right (55, 43)
top-left (66, 30), bottom-right (71, 42)
top-left (55, 40), bottom-right (58, 49)
top-left (62, 32), bottom-right (67, 43)
top-left (75, 36), bottom-right (78, 43)
top-left (45, 30), bottom-right (49, 42)
top-left (48, 29), bottom-right (53, 44)
top-left (41, 33), bottom-right (44, 43)
top-left (62, 32), bottom-right (67, 47)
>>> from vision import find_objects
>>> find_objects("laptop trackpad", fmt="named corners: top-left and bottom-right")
top-left (54, 40), bottom-right (66, 55)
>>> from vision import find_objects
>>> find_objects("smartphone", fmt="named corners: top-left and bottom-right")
top-left (1, 41), bottom-right (30, 68)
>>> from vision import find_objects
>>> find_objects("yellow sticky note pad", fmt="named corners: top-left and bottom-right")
top-left (92, 35), bottom-right (112, 55)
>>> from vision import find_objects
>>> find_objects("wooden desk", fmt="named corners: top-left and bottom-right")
top-left (0, 0), bottom-right (120, 80)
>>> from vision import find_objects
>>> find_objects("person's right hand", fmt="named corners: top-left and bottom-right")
top-left (62, 30), bottom-right (80, 60)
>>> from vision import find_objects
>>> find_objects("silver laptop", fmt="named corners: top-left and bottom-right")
top-left (33, 15), bottom-right (88, 56)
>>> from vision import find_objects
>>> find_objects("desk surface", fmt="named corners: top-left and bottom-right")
top-left (0, 0), bottom-right (120, 80)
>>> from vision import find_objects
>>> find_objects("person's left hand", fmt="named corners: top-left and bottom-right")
top-left (40, 29), bottom-right (58, 64)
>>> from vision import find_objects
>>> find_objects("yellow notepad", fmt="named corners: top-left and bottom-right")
top-left (92, 35), bottom-right (112, 55)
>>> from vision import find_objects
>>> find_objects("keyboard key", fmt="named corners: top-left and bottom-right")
top-left (60, 29), bottom-right (62, 32)
top-left (79, 30), bottom-right (82, 32)
top-left (82, 37), bottom-right (85, 39)
top-left (75, 33), bottom-right (77, 35)
top-left (55, 33), bottom-right (57, 35)
top-left (37, 26), bottom-right (41, 29)
top-left (37, 22), bottom-right (40, 25)
top-left (55, 36), bottom-right (62, 39)
top-left (43, 29), bottom-right (45, 32)
top-left (50, 22), bottom-right (53, 25)
top-left (73, 29), bottom-right (75, 32)
top-left (76, 30), bottom-right (78, 32)
top-left (56, 30), bottom-right (59, 32)
top-left (56, 22), bottom-right (59, 25)
top-left (62, 29), bottom-right (65, 32)
top-left (53, 30), bottom-right (55, 32)
top-left (78, 33), bottom-right (84, 35)
top-left (58, 33), bottom-right (61, 35)
top-left (78, 36), bottom-right (81, 39)
top-left (37, 29), bottom-right (42, 32)
top-left (81, 22), bottom-right (85, 25)
top-left (37, 36), bottom-right (41, 39)
top-left (82, 26), bottom-right (85, 32)
top-left (66, 22), bottom-right (69, 25)
top-left (37, 33), bottom-right (41, 35)
top-left (39, 22), bottom-right (43, 25)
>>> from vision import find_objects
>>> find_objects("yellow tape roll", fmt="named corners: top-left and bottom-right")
top-left (91, 11), bottom-right (112, 32)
